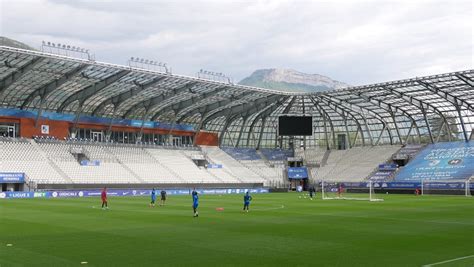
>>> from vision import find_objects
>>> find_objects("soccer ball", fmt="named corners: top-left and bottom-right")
top-left (299, 196), bottom-right (302, 199)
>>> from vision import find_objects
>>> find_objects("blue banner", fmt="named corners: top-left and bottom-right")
top-left (0, 108), bottom-right (195, 132)
top-left (0, 188), bottom-right (270, 199)
top-left (395, 142), bottom-right (474, 181)
top-left (288, 167), bottom-right (308, 179)
top-left (0, 172), bottom-right (25, 183)
top-left (207, 164), bottom-right (223, 169)
top-left (327, 181), bottom-right (469, 190)
top-left (378, 163), bottom-right (398, 171)
top-left (80, 160), bottom-right (101, 166)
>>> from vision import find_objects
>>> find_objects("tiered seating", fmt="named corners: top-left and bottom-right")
top-left (39, 142), bottom-right (141, 184)
top-left (201, 146), bottom-right (264, 183)
top-left (239, 160), bottom-right (284, 184)
top-left (103, 146), bottom-right (178, 183)
top-left (393, 144), bottom-right (425, 160)
top-left (221, 147), bottom-right (284, 185)
top-left (0, 139), bottom-right (67, 184)
top-left (311, 145), bottom-right (400, 182)
top-left (260, 148), bottom-right (293, 163)
top-left (295, 147), bottom-right (326, 165)
top-left (221, 147), bottom-right (261, 160)
top-left (146, 149), bottom-right (219, 183)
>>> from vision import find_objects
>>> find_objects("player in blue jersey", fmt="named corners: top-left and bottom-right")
top-left (192, 188), bottom-right (199, 217)
top-left (150, 188), bottom-right (157, 207)
top-left (243, 191), bottom-right (252, 212)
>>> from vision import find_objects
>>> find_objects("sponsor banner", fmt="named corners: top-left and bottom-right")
top-left (0, 107), bottom-right (194, 132)
top-left (287, 167), bottom-right (308, 179)
top-left (378, 163), bottom-right (398, 171)
top-left (395, 142), bottom-right (474, 181)
top-left (0, 172), bottom-right (25, 183)
top-left (207, 164), bottom-right (223, 169)
top-left (336, 182), bottom-right (467, 190)
top-left (1, 188), bottom-right (270, 199)
top-left (0, 191), bottom-right (35, 199)
top-left (80, 160), bottom-right (101, 166)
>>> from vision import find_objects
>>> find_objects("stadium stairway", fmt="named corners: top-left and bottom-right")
top-left (256, 150), bottom-right (272, 166)
top-left (142, 149), bottom-right (187, 183)
top-left (320, 149), bottom-right (330, 167)
top-left (102, 146), bottom-right (145, 183)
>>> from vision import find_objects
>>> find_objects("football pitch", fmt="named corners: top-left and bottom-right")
top-left (0, 193), bottom-right (473, 267)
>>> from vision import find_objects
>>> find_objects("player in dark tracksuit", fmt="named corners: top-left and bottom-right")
top-left (243, 191), bottom-right (252, 212)
top-left (309, 186), bottom-right (316, 199)
top-left (160, 190), bottom-right (167, 206)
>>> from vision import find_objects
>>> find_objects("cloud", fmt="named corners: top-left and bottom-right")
top-left (1, 0), bottom-right (472, 85)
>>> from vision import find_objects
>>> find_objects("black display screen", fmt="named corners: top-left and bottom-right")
top-left (278, 116), bottom-right (312, 136)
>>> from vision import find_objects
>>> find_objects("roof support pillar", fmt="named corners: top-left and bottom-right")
top-left (419, 104), bottom-right (434, 144)
top-left (256, 117), bottom-right (267, 150)
top-left (235, 116), bottom-right (248, 147)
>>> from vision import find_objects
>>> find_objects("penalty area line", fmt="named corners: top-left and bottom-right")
top-left (422, 254), bottom-right (474, 266)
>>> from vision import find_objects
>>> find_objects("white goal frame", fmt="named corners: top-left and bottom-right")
top-left (321, 181), bottom-right (384, 202)
top-left (421, 179), bottom-right (472, 197)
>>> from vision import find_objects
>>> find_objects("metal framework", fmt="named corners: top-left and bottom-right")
top-left (0, 46), bottom-right (473, 148)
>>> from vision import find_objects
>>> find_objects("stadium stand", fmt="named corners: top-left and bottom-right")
top-left (0, 45), bottom-right (472, 191)
top-left (294, 147), bottom-right (326, 166)
top-left (310, 145), bottom-right (401, 182)
top-left (201, 146), bottom-right (265, 183)
top-left (220, 147), bottom-right (261, 160)
top-left (221, 147), bottom-right (286, 185)
top-left (0, 138), bottom-right (67, 184)
top-left (2, 138), bottom-right (268, 185)
top-left (260, 148), bottom-right (293, 163)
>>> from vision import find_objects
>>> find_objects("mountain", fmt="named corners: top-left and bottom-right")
top-left (0, 36), bottom-right (36, 50)
top-left (239, 69), bottom-right (350, 92)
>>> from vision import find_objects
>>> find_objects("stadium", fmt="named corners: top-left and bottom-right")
top-left (1, 2), bottom-right (473, 266)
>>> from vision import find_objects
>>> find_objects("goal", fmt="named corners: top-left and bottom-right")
top-left (321, 181), bottom-right (384, 202)
top-left (421, 179), bottom-right (472, 197)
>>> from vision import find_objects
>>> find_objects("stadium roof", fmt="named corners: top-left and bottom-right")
top-left (0, 45), bottom-right (473, 148)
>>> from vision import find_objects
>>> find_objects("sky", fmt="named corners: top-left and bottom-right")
top-left (0, 0), bottom-right (472, 85)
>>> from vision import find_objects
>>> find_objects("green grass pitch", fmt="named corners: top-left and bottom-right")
top-left (1, 193), bottom-right (473, 267)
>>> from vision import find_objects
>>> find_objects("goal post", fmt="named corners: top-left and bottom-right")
top-left (321, 181), bottom-right (384, 202)
top-left (421, 179), bottom-right (472, 197)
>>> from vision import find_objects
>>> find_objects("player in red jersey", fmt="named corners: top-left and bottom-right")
top-left (101, 187), bottom-right (109, 210)
top-left (337, 183), bottom-right (344, 198)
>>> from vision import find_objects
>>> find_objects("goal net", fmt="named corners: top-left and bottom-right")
top-left (321, 181), bottom-right (384, 202)
top-left (421, 179), bottom-right (472, 197)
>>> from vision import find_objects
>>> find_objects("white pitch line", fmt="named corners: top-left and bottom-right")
top-left (422, 254), bottom-right (474, 266)
top-left (251, 205), bottom-right (285, 211)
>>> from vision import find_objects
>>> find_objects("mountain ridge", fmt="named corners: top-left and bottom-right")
top-left (239, 68), bottom-right (349, 92)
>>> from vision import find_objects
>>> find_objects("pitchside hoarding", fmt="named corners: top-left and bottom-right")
top-left (395, 142), bottom-right (474, 181)
top-left (0, 188), bottom-right (270, 199)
